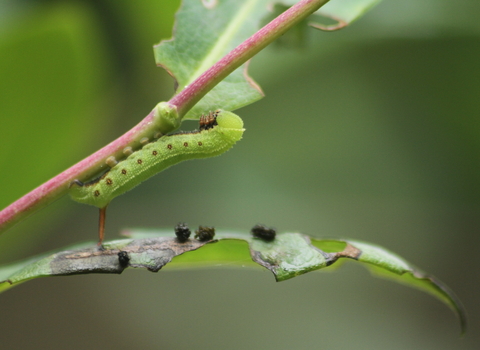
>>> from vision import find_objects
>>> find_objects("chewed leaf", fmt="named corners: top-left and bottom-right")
top-left (249, 233), bottom-right (329, 281)
top-left (0, 231), bottom-right (465, 333)
top-left (154, 0), bottom-right (267, 119)
top-left (0, 237), bottom-right (215, 293)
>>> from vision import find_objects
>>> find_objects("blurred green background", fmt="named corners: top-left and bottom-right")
top-left (0, 0), bottom-right (479, 349)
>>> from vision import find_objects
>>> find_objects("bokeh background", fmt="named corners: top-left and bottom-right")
top-left (0, 0), bottom-right (479, 349)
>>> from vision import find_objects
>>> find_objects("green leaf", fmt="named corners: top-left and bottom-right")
top-left (0, 229), bottom-right (466, 333)
top-left (154, 0), bottom-right (267, 119)
top-left (250, 233), bottom-right (328, 280)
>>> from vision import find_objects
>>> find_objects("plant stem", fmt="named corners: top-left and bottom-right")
top-left (0, 0), bottom-right (329, 235)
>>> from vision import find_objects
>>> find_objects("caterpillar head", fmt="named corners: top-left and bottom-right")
top-left (215, 110), bottom-right (244, 130)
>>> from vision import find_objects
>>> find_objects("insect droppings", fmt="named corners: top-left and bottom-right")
top-left (251, 224), bottom-right (276, 242)
top-left (118, 251), bottom-right (130, 267)
top-left (194, 226), bottom-right (215, 241)
top-left (174, 223), bottom-right (191, 243)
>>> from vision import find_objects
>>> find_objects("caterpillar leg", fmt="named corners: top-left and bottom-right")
top-left (98, 206), bottom-right (107, 246)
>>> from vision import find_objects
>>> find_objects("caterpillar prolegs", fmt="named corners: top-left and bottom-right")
top-left (69, 109), bottom-right (244, 244)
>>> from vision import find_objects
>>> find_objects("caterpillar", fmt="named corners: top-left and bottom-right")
top-left (70, 109), bottom-right (244, 245)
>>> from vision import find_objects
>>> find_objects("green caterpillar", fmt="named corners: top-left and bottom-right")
top-left (70, 109), bottom-right (244, 244)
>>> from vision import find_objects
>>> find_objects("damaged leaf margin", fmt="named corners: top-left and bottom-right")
top-left (0, 230), bottom-right (466, 333)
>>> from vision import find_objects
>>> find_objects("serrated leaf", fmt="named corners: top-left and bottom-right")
top-left (0, 229), bottom-right (466, 333)
top-left (154, 0), bottom-right (268, 119)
